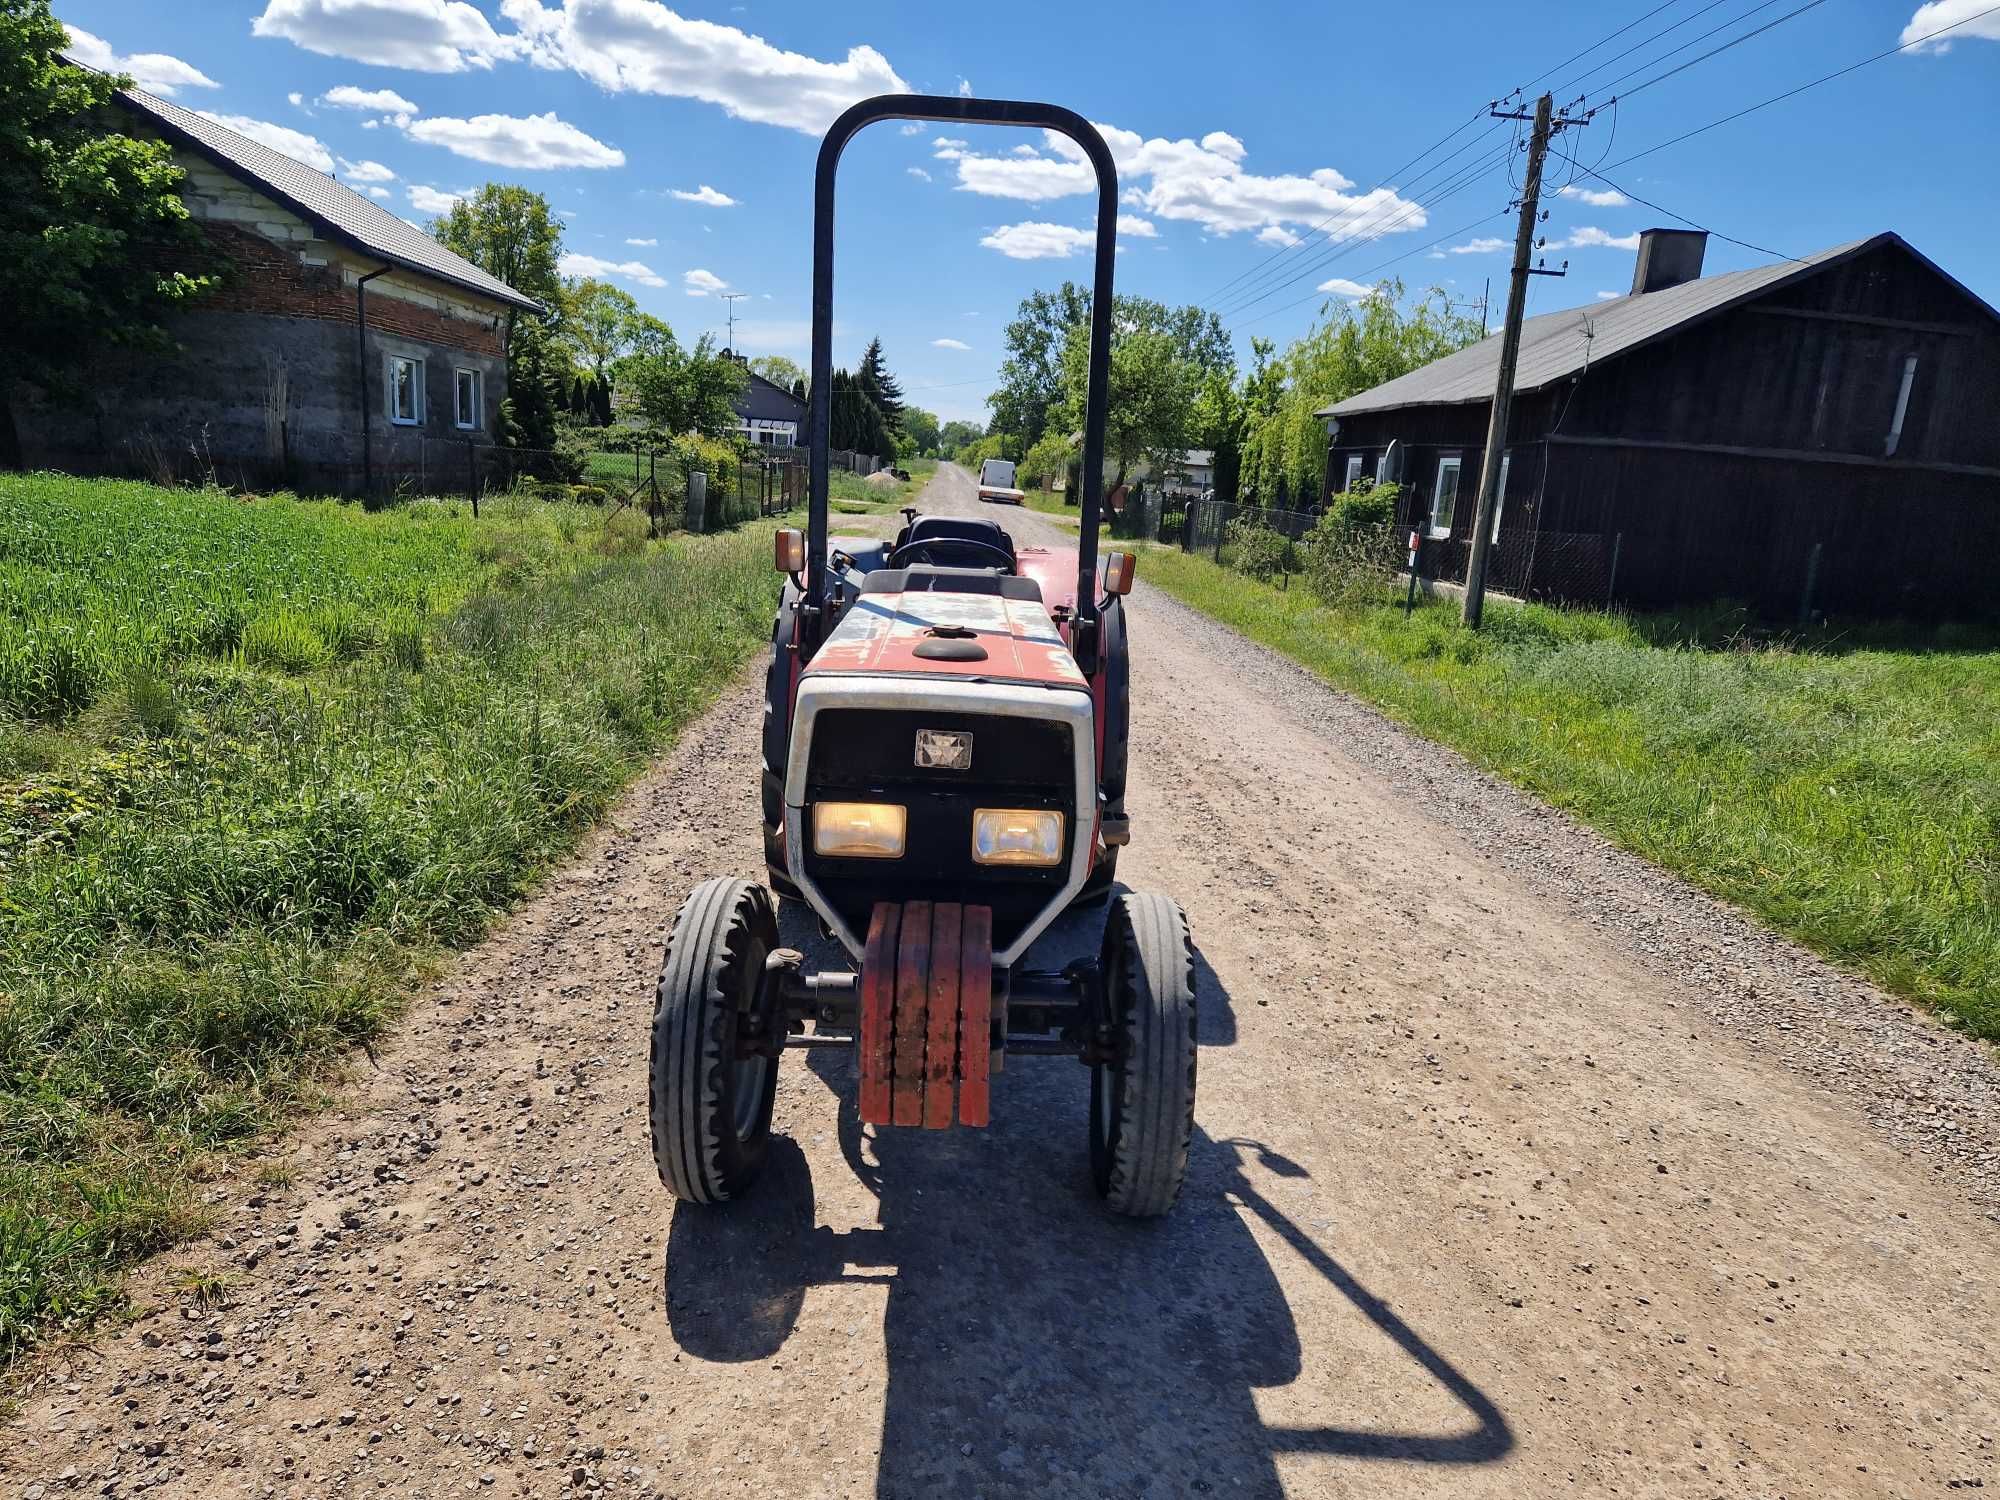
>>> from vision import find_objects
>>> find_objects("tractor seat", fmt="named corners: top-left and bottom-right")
top-left (858, 565), bottom-right (1044, 602)
top-left (900, 515), bottom-right (1016, 564)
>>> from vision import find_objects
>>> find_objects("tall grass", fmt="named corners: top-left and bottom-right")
top-left (1144, 546), bottom-right (2000, 1043)
top-left (0, 476), bottom-right (779, 1359)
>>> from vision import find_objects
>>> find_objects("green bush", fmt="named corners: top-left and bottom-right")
top-left (1301, 498), bottom-right (1402, 610)
top-left (1325, 480), bottom-right (1400, 535)
top-left (240, 610), bottom-right (331, 673)
top-left (1225, 515), bottom-right (1296, 582)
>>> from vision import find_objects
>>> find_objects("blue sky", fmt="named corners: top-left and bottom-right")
top-left (58, 0), bottom-right (2000, 423)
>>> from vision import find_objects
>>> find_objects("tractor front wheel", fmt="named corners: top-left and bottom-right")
top-left (1089, 892), bottom-right (1197, 1217)
top-left (649, 877), bottom-right (781, 1204)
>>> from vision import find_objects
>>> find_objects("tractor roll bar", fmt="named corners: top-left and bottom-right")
top-left (808, 94), bottom-right (1117, 667)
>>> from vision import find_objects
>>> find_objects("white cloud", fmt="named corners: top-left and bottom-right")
top-left (406, 111), bottom-right (624, 169)
top-left (1561, 226), bottom-right (1642, 250)
top-left (931, 337), bottom-right (971, 350)
top-left (1317, 277), bottom-right (1372, 298)
top-left (1448, 236), bottom-right (1509, 254)
top-left (1116, 213), bottom-right (1157, 238)
top-left (1596, 290), bottom-right (1621, 300)
top-left (946, 121), bottom-right (1426, 242)
top-left (625, 235), bottom-right (658, 246)
top-left (62, 22), bottom-right (220, 96)
top-left (364, 185), bottom-right (393, 200)
top-left (196, 112), bottom-right (335, 171)
top-left (405, 183), bottom-right (466, 214)
top-left (684, 267), bottom-right (728, 295)
top-left (1011, 143), bottom-right (1040, 157)
top-left (1257, 225), bottom-right (1301, 248)
top-left (1556, 183), bottom-right (1628, 208)
top-left (1901, 0), bottom-right (2000, 50)
top-left (906, 166), bottom-right (931, 182)
top-left (899, 122), bottom-right (923, 136)
top-left (499, 0), bottom-right (909, 135)
top-left (339, 158), bottom-right (397, 182)
top-left (560, 251), bottom-right (665, 287)
top-left (670, 184), bottom-right (737, 206)
top-left (320, 83), bottom-right (420, 114)
top-left (956, 78), bottom-right (972, 96)
top-left (287, 90), bottom-right (305, 107)
top-left (979, 221), bottom-right (1092, 261)
top-left (252, 0), bottom-right (526, 72)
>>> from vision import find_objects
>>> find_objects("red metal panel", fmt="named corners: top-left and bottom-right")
top-left (923, 904), bottom-right (962, 1130)
top-left (892, 901), bottom-right (932, 1127)
top-left (957, 905), bottom-right (993, 1128)
top-left (859, 903), bottom-right (900, 1127)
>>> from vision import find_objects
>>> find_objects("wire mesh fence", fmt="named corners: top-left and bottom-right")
top-left (380, 438), bottom-right (804, 534)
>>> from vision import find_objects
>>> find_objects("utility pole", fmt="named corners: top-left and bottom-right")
top-left (720, 291), bottom-right (749, 353)
top-left (1462, 92), bottom-right (1581, 628)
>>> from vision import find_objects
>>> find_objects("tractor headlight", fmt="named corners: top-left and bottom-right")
top-left (971, 808), bottom-right (1065, 867)
top-left (813, 802), bottom-right (907, 859)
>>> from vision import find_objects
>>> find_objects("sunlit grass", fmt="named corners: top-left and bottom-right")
top-left (0, 474), bottom-right (780, 1359)
top-left (1145, 546), bottom-right (2000, 1043)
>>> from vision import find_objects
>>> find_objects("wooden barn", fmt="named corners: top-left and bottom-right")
top-left (1319, 230), bottom-right (2000, 620)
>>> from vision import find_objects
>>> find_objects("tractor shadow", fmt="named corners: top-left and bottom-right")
top-left (659, 892), bottom-right (1512, 1496)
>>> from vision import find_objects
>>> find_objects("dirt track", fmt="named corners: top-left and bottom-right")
top-left (6, 463), bottom-right (1997, 1499)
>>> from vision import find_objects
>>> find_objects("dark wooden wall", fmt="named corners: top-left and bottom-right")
top-left (1320, 240), bottom-right (2000, 620)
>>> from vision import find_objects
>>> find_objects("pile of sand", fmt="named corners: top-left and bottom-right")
top-left (863, 469), bottom-right (901, 489)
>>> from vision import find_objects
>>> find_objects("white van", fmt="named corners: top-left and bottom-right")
top-left (976, 458), bottom-right (1025, 505)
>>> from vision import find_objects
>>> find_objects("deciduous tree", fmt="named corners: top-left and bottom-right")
top-left (0, 0), bottom-right (216, 467)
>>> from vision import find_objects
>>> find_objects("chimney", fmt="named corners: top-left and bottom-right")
top-left (1630, 228), bottom-right (1707, 295)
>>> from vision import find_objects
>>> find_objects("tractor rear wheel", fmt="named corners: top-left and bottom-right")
top-left (1089, 892), bottom-right (1197, 1217)
top-left (649, 877), bottom-right (781, 1204)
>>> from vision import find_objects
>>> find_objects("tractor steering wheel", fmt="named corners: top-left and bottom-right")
top-left (888, 538), bottom-right (1016, 571)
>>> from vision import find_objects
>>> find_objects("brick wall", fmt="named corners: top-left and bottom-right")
top-left (199, 223), bottom-right (505, 358)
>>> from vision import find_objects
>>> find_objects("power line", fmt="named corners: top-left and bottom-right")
top-left (1214, 140), bottom-right (1517, 321)
top-left (1566, 157), bottom-right (1801, 260)
top-left (1516, 0), bottom-right (1692, 91)
top-left (1223, 208), bottom-right (1514, 333)
top-left (1199, 108), bottom-right (1502, 305)
top-left (1577, 0), bottom-right (1791, 99)
top-left (1613, 0), bottom-right (1831, 102)
top-left (1207, 118), bottom-right (1512, 308)
top-left (1553, 0), bottom-right (1740, 98)
top-left (1601, 1), bottom-right (2000, 171)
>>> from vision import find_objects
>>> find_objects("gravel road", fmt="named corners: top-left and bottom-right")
top-left (6, 462), bottom-right (1996, 1499)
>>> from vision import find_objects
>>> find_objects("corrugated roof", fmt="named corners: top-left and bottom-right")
top-left (1321, 235), bottom-right (1892, 418)
top-left (113, 85), bottom-right (540, 313)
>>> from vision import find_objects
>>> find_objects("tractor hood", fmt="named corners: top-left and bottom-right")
top-left (808, 586), bottom-right (1088, 690)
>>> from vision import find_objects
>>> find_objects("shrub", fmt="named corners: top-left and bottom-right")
top-left (1301, 501), bottom-right (1401, 609)
top-left (1225, 515), bottom-right (1295, 582)
top-left (1325, 480), bottom-right (1400, 535)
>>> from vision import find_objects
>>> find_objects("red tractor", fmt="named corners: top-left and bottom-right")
top-left (649, 95), bottom-right (1195, 1217)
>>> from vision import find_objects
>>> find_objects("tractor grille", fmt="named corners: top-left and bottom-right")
top-left (803, 708), bottom-right (1076, 952)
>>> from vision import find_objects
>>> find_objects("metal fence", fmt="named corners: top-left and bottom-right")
top-left (1172, 496), bottom-right (1625, 609)
top-left (370, 438), bottom-right (804, 532)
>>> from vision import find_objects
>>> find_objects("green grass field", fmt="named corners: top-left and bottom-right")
top-left (1143, 546), bottom-right (2000, 1043)
top-left (0, 475), bottom-right (780, 1359)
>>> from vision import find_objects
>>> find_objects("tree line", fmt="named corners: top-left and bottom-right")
top-left (966, 276), bottom-right (1487, 507)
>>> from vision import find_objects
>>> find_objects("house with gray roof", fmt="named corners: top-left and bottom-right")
top-left (1319, 230), bottom-right (2000, 620)
top-left (11, 84), bottom-right (538, 494)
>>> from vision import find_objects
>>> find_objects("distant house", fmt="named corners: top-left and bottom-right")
top-left (724, 357), bottom-right (807, 448)
top-left (1157, 449), bottom-right (1215, 497)
top-left (1320, 230), bottom-right (2000, 620)
top-left (10, 84), bottom-right (538, 493)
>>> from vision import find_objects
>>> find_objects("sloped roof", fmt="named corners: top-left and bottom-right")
top-left (1320, 233), bottom-right (1997, 418)
top-left (111, 85), bottom-right (540, 313)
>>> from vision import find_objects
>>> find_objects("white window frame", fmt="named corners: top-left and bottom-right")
top-left (1343, 453), bottom-right (1363, 492)
top-left (453, 367), bottom-right (481, 431)
top-left (1490, 452), bottom-right (1511, 542)
top-left (1429, 454), bottom-right (1462, 538)
top-left (387, 355), bottom-right (424, 426)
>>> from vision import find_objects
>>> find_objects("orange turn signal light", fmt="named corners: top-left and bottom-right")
top-left (1102, 551), bottom-right (1136, 596)
top-left (774, 527), bottom-right (806, 575)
